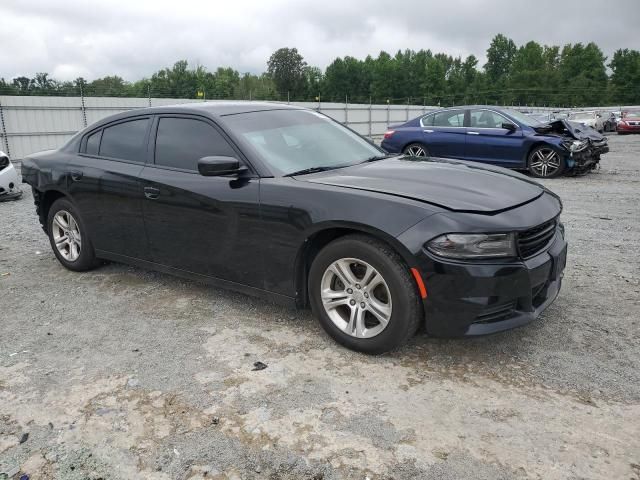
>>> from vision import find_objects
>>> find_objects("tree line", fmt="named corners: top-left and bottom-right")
top-left (1, 35), bottom-right (639, 107)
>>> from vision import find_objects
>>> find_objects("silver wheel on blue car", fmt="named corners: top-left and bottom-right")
top-left (527, 146), bottom-right (565, 178)
top-left (403, 143), bottom-right (429, 157)
top-left (308, 234), bottom-right (422, 354)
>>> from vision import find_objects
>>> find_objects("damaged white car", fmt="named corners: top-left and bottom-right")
top-left (0, 150), bottom-right (22, 201)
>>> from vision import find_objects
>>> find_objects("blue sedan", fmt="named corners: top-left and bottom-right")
top-left (380, 106), bottom-right (605, 178)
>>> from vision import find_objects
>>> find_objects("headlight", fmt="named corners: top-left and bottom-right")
top-left (562, 140), bottom-right (588, 153)
top-left (426, 233), bottom-right (516, 259)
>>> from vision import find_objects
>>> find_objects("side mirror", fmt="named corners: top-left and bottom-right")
top-left (502, 122), bottom-right (517, 131)
top-left (197, 156), bottom-right (244, 176)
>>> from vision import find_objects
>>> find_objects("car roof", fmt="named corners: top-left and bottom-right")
top-left (133, 101), bottom-right (303, 117)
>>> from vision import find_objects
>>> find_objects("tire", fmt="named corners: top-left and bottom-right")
top-left (403, 143), bottom-right (430, 157)
top-left (47, 197), bottom-right (100, 271)
top-left (527, 145), bottom-right (565, 178)
top-left (308, 234), bottom-right (422, 354)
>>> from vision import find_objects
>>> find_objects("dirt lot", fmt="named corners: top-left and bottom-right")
top-left (1, 135), bottom-right (639, 480)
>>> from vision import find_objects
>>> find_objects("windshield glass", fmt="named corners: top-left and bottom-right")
top-left (625, 110), bottom-right (640, 117)
top-left (222, 109), bottom-right (383, 176)
top-left (501, 109), bottom-right (543, 126)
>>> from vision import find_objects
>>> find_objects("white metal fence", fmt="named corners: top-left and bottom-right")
top-left (0, 96), bottom-right (438, 160)
top-left (1, 96), bottom-right (636, 160)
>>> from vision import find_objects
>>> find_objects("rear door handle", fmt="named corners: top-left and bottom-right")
top-left (144, 186), bottom-right (160, 200)
top-left (70, 171), bottom-right (83, 181)
top-left (467, 131), bottom-right (480, 135)
top-left (423, 129), bottom-right (434, 133)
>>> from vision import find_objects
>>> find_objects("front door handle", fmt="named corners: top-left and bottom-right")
top-left (423, 129), bottom-right (434, 133)
top-left (467, 131), bottom-right (480, 135)
top-left (144, 186), bottom-right (160, 200)
top-left (70, 171), bottom-right (83, 181)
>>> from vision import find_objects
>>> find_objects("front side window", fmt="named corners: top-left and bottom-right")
top-left (154, 117), bottom-right (235, 171)
top-left (470, 109), bottom-right (508, 128)
top-left (99, 118), bottom-right (150, 161)
top-left (432, 110), bottom-right (464, 127)
top-left (222, 109), bottom-right (382, 176)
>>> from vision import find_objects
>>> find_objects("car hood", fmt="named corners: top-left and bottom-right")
top-left (300, 156), bottom-right (545, 213)
top-left (534, 119), bottom-right (605, 142)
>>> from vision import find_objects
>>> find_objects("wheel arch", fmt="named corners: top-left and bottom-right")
top-left (35, 188), bottom-right (68, 234)
top-left (293, 222), bottom-right (417, 308)
top-left (524, 140), bottom-right (564, 165)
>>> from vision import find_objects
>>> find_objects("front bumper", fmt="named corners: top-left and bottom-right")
top-left (418, 230), bottom-right (567, 337)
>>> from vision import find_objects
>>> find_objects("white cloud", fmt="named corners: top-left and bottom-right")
top-left (1, 0), bottom-right (638, 81)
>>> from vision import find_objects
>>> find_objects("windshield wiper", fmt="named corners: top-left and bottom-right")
top-left (283, 165), bottom-right (343, 177)
top-left (360, 154), bottom-right (396, 163)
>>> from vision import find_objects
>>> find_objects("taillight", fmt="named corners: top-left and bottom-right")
top-left (383, 130), bottom-right (395, 139)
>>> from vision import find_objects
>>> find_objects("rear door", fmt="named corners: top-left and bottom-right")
top-left (421, 109), bottom-right (466, 158)
top-left (139, 114), bottom-right (264, 287)
top-left (67, 116), bottom-right (151, 259)
top-left (464, 108), bottom-right (525, 167)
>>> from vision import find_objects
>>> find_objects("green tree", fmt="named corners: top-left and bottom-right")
top-left (484, 34), bottom-right (517, 85)
top-left (609, 48), bottom-right (640, 104)
top-left (267, 47), bottom-right (307, 98)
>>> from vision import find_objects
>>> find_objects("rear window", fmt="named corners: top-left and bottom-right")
top-left (99, 118), bottom-right (150, 162)
top-left (85, 130), bottom-right (101, 155)
top-left (433, 110), bottom-right (464, 127)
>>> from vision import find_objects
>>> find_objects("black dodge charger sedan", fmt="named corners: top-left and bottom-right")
top-left (21, 102), bottom-right (567, 354)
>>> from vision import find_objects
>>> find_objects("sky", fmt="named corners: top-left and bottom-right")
top-left (2, 0), bottom-right (639, 82)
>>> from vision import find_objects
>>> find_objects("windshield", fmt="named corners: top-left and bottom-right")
top-left (501, 109), bottom-right (543, 126)
top-left (625, 110), bottom-right (640, 117)
top-left (222, 109), bottom-right (383, 176)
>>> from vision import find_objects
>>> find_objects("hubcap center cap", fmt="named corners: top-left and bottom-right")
top-left (352, 290), bottom-right (365, 303)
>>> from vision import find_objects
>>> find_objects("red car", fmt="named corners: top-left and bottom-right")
top-left (618, 111), bottom-right (640, 134)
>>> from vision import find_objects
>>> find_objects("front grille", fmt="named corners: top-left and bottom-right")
top-left (518, 218), bottom-right (557, 258)
top-left (474, 301), bottom-right (517, 324)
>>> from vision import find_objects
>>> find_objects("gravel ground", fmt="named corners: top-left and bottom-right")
top-left (1, 135), bottom-right (639, 480)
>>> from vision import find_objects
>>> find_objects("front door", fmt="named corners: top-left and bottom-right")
top-left (464, 109), bottom-right (524, 167)
top-left (139, 115), bottom-right (263, 288)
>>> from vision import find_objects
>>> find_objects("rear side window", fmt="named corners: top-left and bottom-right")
top-left (99, 118), bottom-right (150, 162)
top-left (420, 113), bottom-right (434, 126)
top-left (85, 130), bottom-right (101, 155)
top-left (154, 117), bottom-right (235, 171)
top-left (433, 110), bottom-right (464, 127)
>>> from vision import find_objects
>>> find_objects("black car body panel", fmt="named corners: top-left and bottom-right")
top-left (21, 102), bottom-right (567, 338)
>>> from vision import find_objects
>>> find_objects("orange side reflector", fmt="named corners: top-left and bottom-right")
top-left (410, 268), bottom-right (428, 299)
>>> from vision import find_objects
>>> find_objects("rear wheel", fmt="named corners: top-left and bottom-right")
top-left (403, 143), bottom-right (430, 157)
top-left (527, 146), bottom-right (565, 178)
top-left (47, 198), bottom-right (100, 271)
top-left (308, 235), bottom-right (422, 354)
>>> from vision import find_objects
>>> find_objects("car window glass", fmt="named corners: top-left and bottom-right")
top-left (421, 113), bottom-right (434, 126)
top-left (99, 119), bottom-right (150, 161)
top-left (433, 110), bottom-right (464, 127)
top-left (85, 130), bottom-right (101, 155)
top-left (155, 117), bottom-right (235, 171)
top-left (470, 110), bottom-right (506, 128)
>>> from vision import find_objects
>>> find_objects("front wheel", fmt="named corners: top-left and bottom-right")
top-left (47, 198), bottom-right (100, 271)
top-left (308, 235), bottom-right (422, 354)
top-left (527, 146), bottom-right (565, 178)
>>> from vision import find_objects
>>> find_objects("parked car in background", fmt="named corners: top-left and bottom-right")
top-left (21, 102), bottom-right (568, 354)
top-left (381, 106), bottom-right (608, 178)
top-left (618, 110), bottom-right (640, 134)
top-left (568, 111), bottom-right (605, 133)
top-left (0, 150), bottom-right (22, 201)
top-left (602, 112), bottom-right (618, 132)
